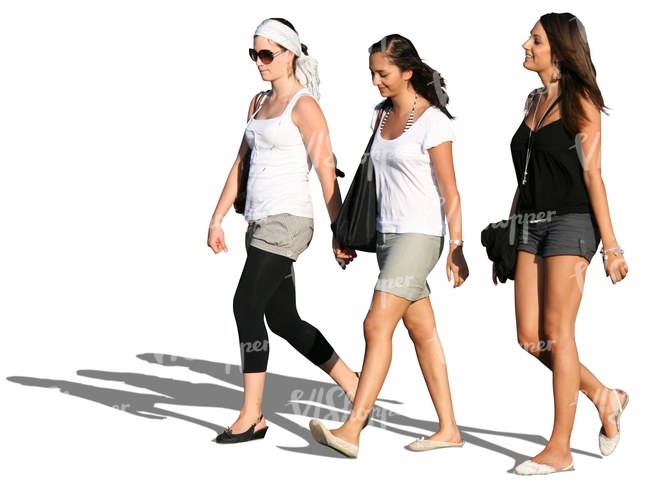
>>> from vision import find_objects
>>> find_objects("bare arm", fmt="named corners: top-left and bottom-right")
top-left (579, 98), bottom-right (628, 283)
top-left (292, 96), bottom-right (356, 267)
top-left (429, 141), bottom-right (469, 287)
top-left (206, 94), bottom-right (259, 254)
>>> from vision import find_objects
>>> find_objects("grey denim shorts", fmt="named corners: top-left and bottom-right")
top-left (246, 213), bottom-right (314, 261)
top-left (517, 213), bottom-right (600, 261)
top-left (374, 232), bottom-right (444, 301)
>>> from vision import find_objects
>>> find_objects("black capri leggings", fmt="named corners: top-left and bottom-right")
top-left (233, 246), bottom-right (334, 373)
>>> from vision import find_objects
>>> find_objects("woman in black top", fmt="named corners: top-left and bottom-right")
top-left (503, 13), bottom-right (629, 475)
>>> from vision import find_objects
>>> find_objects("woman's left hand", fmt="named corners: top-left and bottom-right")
top-left (603, 252), bottom-right (628, 284)
top-left (447, 246), bottom-right (469, 288)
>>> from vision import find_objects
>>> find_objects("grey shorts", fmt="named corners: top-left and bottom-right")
top-left (517, 212), bottom-right (600, 261)
top-left (374, 232), bottom-right (444, 301)
top-left (246, 213), bottom-right (314, 261)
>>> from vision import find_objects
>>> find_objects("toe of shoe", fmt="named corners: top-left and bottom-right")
top-left (599, 429), bottom-right (620, 456)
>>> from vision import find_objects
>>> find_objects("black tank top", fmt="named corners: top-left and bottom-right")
top-left (510, 118), bottom-right (592, 217)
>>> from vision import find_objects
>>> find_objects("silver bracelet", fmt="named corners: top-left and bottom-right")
top-left (449, 239), bottom-right (464, 247)
top-left (599, 246), bottom-right (623, 261)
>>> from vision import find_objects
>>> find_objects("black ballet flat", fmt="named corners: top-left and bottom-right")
top-left (215, 415), bottom-right (268, 444)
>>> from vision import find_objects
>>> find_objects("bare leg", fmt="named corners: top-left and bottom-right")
top-left (327, 291), bottom-right (411, 446)
top-left (515, 252), bottom-right (624, 442)
top-left (319, 351), bottom-right (360, 404)
top-left (402, 297), bottom-right (461, 443)
top-left (227, 372), bottom-right (267, 434)
top-left (524, 254), bottom-right (585, 469)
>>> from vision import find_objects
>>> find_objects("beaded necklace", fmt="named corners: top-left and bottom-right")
top-left (380, 93), bottom-right (418, 135)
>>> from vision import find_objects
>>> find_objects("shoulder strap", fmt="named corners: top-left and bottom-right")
top-left (248, 90), bottom-right (268, 121)
top-left (372, 108), bottom-right (384, 134)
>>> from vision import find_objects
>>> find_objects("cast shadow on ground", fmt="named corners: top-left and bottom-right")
top-left (7, 352), bottom-right (602, 469)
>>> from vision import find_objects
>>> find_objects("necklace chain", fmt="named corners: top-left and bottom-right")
top-left (270, 81), bottom-right (299, 151)
top-left (522, 89), bottom-right (558, 185)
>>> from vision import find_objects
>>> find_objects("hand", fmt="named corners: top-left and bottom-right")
top-left (603, 252), bottom-right (628, 284)
top-left (207, 223), bottom-right (228, 254)
top-left (332, 236), bottom-right (357, 270)
top-left (446, 246), bottom-right (469, 288)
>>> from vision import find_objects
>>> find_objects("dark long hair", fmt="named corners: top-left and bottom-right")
top-left (539, 13), bottom-right (606, 136)
top-left (369, 34), bottom-right (453, 119)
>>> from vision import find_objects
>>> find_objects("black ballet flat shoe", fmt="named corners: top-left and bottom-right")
top-left (354, 372), bottom-right (371, 430)
top-left (215, 415), bottom-right (268, 444)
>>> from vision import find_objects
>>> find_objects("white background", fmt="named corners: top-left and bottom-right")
top-left (1, 1), bottom-right (645, 483)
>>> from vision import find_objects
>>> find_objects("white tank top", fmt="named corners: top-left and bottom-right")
top-left (243, 88), bottom-right (314, 221)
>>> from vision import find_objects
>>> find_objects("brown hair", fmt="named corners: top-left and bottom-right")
top-left (539, 13), bottom-right (607, 136)
top-left (369, 34), bottom-right (453, 119)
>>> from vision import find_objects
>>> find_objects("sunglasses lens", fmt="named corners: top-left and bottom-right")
top-left (248, 48), bottom-right (257, 61)
top-left (258, 50), bottom-right (274, 64)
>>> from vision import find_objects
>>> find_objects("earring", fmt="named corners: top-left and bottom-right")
top-left (287, 64), bottom-right (293, 79)
top-left (554, 63), bottom-right (562, 80)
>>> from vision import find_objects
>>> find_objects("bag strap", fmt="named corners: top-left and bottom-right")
top-left (248, 90), bottom-right (268, 121)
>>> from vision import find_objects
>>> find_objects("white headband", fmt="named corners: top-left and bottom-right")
top-left (255, 19), bottom-right (302, 57)
top-left (254, 19), bottom-right (321, 101)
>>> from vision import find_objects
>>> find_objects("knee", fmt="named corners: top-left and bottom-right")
top-left (266, 314), bottom-right (300, 340)
top-left (517, 330), bottom-right (543, 356)
top-left (403, 320), bottom-right (434, 345)
top-left (541, 324), bottom-right (571, 350)
top-left (541, 310), bottom-right (575, 347)
top-left (232, 290), bottom-right (249, 321)
top-left (363, 315), bottom-right (394, 344)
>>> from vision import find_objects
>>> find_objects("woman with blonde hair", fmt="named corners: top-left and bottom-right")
top-left (207, 18), bottom-right (358, 444)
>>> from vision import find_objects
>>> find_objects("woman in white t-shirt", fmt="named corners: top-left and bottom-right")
top-left (207, 18), bottom-right (358, 444)
top-left (310, 34), bottom-right (469, 457)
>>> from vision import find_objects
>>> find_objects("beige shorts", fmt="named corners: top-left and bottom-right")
top-left (374, 232), bottom-right (444, 301)
top-left (246, 213), bottom-right (314, 261)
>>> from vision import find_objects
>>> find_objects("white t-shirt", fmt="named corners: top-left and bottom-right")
top-left (370, 105), bottom-right (455, 236)
top-left (244, 88), bottom-right (314, 222)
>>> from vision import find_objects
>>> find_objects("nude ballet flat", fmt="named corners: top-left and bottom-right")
top-left (514, 459), bottom-right (574, 475)
top-left (599, 389), bottom-right (629, 456)
top-left (406, 437), bottom-right (465, 451)
top-left (309, 419), bottom-right (358, 458)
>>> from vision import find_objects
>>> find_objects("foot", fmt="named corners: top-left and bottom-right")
top-left (514, 459), bottom-right (574, 475)
top-left (216, 414), bottom-right (268, 444)
top-left (310, 419), bottom-right (358, 458)
top-left (421, 427), bottom-right (463, 445)
top-left (599, 388), bottom-right (629, 456)
top-left (522, 448), bottom-right (573, 474)
top-left (599, 389), bottom-right (628, 438)
top-left (225, 413), bottom-right (267, 435)
top-left (406, 437), bottom-right (464, 451)
top-left (327, 420), bottom-right (362, 447)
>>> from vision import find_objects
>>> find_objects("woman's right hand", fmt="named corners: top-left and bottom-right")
top-left (207, 222), bottom-right (228, 254)
top-left (332, 236), bottom-right (356, 269)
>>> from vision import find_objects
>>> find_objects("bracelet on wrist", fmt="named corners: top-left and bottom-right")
top-left (599, 246), bottom-right (624, 260)
top-left (449, 239), bottom-right (464, 247)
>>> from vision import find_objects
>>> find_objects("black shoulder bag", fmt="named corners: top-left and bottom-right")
top-left (331, 109), bottom-right (383, 252)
